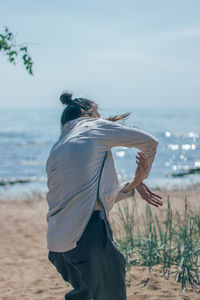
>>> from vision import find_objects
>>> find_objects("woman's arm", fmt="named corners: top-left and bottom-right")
top-left (119, 153), bottom-right (163, 207)
top-left (96, 118), bottom-right (159, 180)
top-left (120, 152), bottom-right (149, 192)
top-left (115, 152), bottom-right (148, 203)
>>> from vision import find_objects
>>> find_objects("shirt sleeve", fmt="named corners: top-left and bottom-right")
top-left (95, 118), bottom-right (159, 179)
top-left (115, 182), bottom-right (135, 203)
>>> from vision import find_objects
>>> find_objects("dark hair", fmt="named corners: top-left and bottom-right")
top-left (60, 91), bottom-right (131, 127)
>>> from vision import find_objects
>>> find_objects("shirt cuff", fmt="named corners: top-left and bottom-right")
top-left (120, 182), bottom-right (135, 195)
top-left (115, 182), bottom-right (135, 203)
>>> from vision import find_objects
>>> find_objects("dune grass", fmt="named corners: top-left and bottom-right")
top-left (113, 196), bottom-right (200, 292)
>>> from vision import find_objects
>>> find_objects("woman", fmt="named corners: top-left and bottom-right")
top-left (46, 92), bottom-right (162, 300)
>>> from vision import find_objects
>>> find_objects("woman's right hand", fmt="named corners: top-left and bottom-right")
top-left (131, 152), bottom-right (148, 187)
top-left (122, 152), bottom-right (148, 192)
top-left (135, 151), bottom-right (148, 180)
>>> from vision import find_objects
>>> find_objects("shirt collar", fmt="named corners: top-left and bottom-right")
top-left (62, 117), bottom-right (89, 135)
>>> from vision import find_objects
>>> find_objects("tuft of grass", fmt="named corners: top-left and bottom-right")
top-left (114, 196), bottom-right (200, 292)
top-left (174, 197), bottom-right (200, 291)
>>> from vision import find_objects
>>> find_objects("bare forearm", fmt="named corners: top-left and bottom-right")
top-left (121, 152), bottom-right (149, 193)
top-left (120, 176), bottom-right (143, 193)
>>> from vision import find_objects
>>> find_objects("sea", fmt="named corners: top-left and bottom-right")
top-left (0, 106), bottom-right (200, 199)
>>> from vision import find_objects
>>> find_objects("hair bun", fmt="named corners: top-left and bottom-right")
top-left (60, 91), bottom-right (73, 105)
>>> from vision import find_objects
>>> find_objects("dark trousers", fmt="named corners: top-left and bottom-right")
top-left (48, 211), bottom-right (127, 300)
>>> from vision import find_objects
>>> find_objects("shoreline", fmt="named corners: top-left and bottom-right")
top-left (0, 180), bottom-right (200, 202)
top-left (0, 188), bottom-right (200, 299)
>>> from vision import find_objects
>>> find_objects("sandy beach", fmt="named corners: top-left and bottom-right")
top-left (0, 188), bottom-right (200, 300)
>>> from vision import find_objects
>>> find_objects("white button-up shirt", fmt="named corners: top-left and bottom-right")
top-left (46, 117), bottom-right (159, 252)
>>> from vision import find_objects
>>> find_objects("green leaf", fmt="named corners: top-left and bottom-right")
top-left (0, 26), bottom-right (34, 75)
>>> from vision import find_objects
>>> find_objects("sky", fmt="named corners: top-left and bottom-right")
top-left (0, 0), bottom-right (200, 108)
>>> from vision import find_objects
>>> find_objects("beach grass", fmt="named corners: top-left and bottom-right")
top-left (113, 196), bottom-right (200, 293)
top-left (1, 189), bottom-right (200, 299)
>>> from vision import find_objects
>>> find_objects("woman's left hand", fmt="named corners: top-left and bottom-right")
top-left (136, 182), bottom-right (163, 207)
